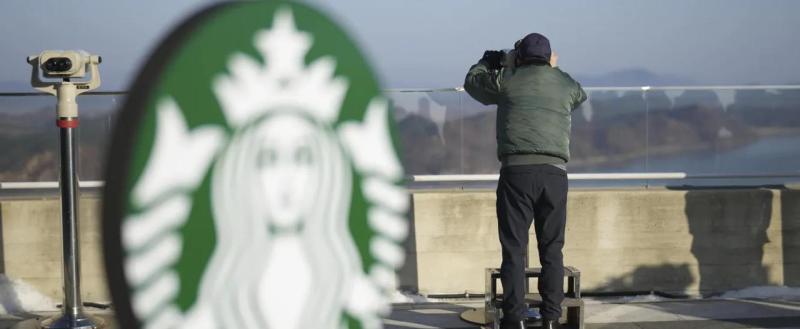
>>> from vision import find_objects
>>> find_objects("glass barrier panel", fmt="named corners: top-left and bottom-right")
top-left (459, 93), bottom-right (501, 175)
top-left (76, 94), bottom-right (124, 180)
top-left (388, 91), bottom-right (463, 175)
top-left (569, 89), bottom-right (648, 173)
top-left (0, 94), bottom-right (123, 182)
top-left (643, 88), bottom-right (800, 186)
top-left (2, 88), bottom-right (798, 187)
top-left (0, 95), bottom-right (59, 182)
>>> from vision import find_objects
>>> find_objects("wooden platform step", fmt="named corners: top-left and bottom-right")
top-left (492, 294), bottom-right (584, 308)
top-left (482, 266), bottom-right (585, 329)
top-left (487, 266), bottom-right (581, 278)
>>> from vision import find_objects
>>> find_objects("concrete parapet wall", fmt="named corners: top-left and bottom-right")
top-left (0, 197), bottom-right (109, 302)
top-left (404, 188), bottom-right (800, 296)
top-left (1, 188), bottom-right (798, 301)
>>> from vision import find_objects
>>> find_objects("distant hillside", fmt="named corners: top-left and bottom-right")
top-left (575, 68), bottom-right (695, 87)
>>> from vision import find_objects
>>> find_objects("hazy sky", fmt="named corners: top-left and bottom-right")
top-left (1, 0), bottom-right (799, 91)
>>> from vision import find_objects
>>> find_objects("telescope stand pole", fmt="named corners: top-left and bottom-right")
top-left (43, 83), bottom-right (97, 329)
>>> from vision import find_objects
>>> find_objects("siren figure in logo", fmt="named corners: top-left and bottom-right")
top-left (193, 113), bottom-right (360, 329)
top-left (122, 8), bottom-right (408, 329)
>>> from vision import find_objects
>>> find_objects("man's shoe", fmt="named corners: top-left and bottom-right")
top-left (542, 319), bottom-right (560, 329)
top-left (500, 319), bottom-right (527, 329)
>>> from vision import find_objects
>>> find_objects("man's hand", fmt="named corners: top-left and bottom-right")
top-left (482, 50), bottom-right (504, 70)
top-left (549, 51), bottom-right (559, 67)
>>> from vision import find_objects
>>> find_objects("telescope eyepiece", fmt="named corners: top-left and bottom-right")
top-left (43, 57), bottom-right (73, 73)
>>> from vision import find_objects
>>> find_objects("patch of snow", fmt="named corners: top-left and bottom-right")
top-left (719, 286), bottom-right (800, 300)
top-left (617, 293), bottom-right (668, 303)
top-left (587, 292), bottom-right (671, 304)
top-left (391, 290), bottom-right (445, 304)
top-left (0, 274), bottom-right (58, 314)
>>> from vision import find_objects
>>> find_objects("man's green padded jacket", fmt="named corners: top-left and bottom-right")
top-left (464, 55), bottom-right (587, 163)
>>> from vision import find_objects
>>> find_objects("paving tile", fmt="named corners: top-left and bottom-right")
top-left (386, 299), bottom-right (800, 329)
top-left (410, 308), bottom-right (460, 315)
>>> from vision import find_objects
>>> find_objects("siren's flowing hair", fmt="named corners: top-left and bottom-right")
top-left (192, 114), bottom-right (361, 329)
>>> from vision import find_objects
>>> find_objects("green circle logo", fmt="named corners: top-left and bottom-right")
top-left (102, 3), bottom-right (408, 329)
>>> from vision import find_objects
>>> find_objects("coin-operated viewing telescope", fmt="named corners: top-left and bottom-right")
top-left (28, 50), bottom-right (102, 120)
top-left (27, 50), bottom-right (102, 329)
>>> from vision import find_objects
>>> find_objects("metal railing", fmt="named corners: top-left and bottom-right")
top-left (0, 90), bottom-right (127, 97)
top-left (410, 172), bottom-right (800, 182)
top-left (4, 83), bottom-right (800, 96)
top-left (3, 170), bottom-right (798, 192)
top-left (0, 181), bottom-right (105, 189)
top-left (383, 84), bottom-right (800, 93)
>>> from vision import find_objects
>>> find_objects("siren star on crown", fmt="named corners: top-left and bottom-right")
top-left (213, 9), bottom-right (349, 129)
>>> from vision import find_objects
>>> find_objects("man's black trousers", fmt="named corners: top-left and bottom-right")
top-left (496, 164), bottom-right (568, 322)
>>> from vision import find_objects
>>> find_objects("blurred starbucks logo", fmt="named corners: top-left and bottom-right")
top-left (102, 2), bottom-right (408, 329)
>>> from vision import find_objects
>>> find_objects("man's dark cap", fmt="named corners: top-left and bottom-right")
top-left (517, 33), bottom-right (551, 62)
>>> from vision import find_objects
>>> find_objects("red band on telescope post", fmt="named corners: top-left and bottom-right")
top-left (56, 118), bottom-right (79, 128)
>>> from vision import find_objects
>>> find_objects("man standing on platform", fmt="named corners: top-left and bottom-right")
top-left (464, 33), bottom-right (586, 329)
